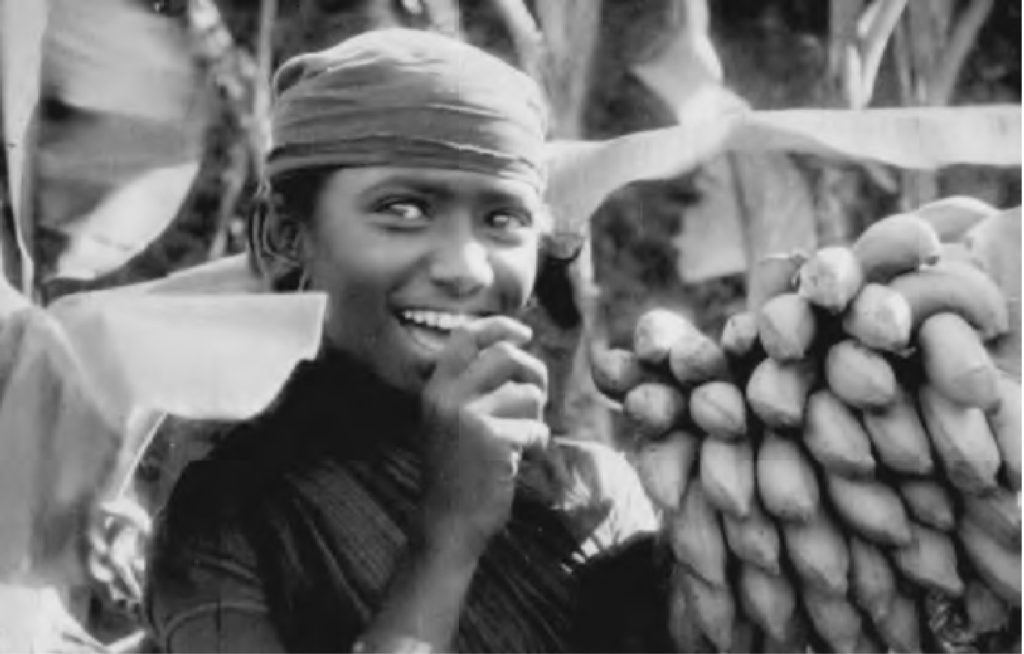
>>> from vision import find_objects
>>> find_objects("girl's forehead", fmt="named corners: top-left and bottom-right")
top-left (323, 166), bottom-right (544, 206)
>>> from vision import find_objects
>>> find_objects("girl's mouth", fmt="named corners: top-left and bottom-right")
top-left (395, 309), bottom-right (481, 354)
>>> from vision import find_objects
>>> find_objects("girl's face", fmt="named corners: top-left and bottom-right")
top-left (302, 166), bottom-right (547, 393)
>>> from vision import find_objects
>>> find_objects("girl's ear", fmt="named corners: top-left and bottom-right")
top-left (249, 186), bottom-right (308, 290)
top-left (265, 194), bottom-right (307, 263)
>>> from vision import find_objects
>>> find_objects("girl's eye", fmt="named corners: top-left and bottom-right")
top-left (487, 210), bottom-right (533, 232)
top-left (377, 199), bottom-right (428, 223)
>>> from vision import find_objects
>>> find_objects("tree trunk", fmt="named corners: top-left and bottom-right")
top-left (533, 1), bottom-right (607, 442)
top-left (535, 1), bottom-right (602, 139)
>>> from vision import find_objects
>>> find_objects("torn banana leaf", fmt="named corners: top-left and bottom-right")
top-left (545, 99), bottom-right (1020, 235)
top-left (31, 0), bottom-right (207, 282)
top-left (0, 288), bottom-right (325, 582)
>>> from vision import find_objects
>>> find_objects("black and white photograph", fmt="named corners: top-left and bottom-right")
top-left (0, 0), bottom-right (1019, 651)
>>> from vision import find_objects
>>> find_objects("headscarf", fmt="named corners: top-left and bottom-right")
top-left (266, 28), bottom-right (549, 192)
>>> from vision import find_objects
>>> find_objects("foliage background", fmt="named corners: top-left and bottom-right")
top-left (87, 0), bottom-right (1020, 337)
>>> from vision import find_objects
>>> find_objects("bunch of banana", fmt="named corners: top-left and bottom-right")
top-left (590, 201), bottom-right (1021, 653)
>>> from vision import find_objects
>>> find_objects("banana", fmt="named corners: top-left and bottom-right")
top-left (757, 293), bottom-right (817, 361)
top-left (782, 510), bottom-right (849, 594)
top-left (849, 535), bottom-right (895, 622)
top-left (914, 195), bottom-right (998, 241)
top-left (730, 618), bottom-right (759, 654)
top-left (987, 373), bottom-right (1022, 490)
top-left (825, 340), bottom-right (897, 409)
top-left (623, 382), bottom-right (687, 439)
top-left (919, 384), bottom-right (1000, 494)
top-left (876, 592), bottom-right (922, 654)
top-left (667, 568), bottom-right (710, 653)
top-left (588, 345), bottom-right (645, 400)
top-left (918, 313), bottom-right (1000, 409)
top-left (747, 359), bottom-right (815, 429)
top-left (888, 261), bottom-right (1010, 341)
top-left (861, 389), bottom-right (934, 475)
top-left (700, 439), bottom-right (754, 518)
top-left (633, 308), bottom-right (696, 365)
top-left (853, 630), bottom-right (885, 654)
top-left (678, 566), bottom-right (736, 652)
top-left (842, 282), bottom-right (913, 353)
top-left (959, 516), bottom-right (1021, 606)
top-left (804, 390), bottom-right (876, 476)
top-left (962, 488), bottom-right (1021, 549)
top-left (797, 246), bottom-right (865, 312)
top-left (826, 474), bottom-right (912, 546)
top-left (720, 311), bottom-right (759, 359)
top-left (939, 241), bottom-right (983, 266)
top-left (690, 381), bottom-right (747, 441)
top-left (761, 613), bottom-right (810, 653)
top-left (892, 522), bottom-right (964, 596)
top-left (668, 328), bottom-right (729, 388)
top-left (964, 579), bottom-right (1010, 634)
top-left (722, 496), bottom-right (781, 574)
top-left (802, 586), bottom-right (862, 654)
top-left (898, 479), bottom-right (954, 531)
top-left (738, 563), bottom-right (797, 644)
top-left (669, 482), bottom-right (727, 587)
top-left (748, 251), bottom-right (807, 311)
top-left (852, 212), bottom-right (942, 282)
top-left (632, 429), bottom-right (699, 511)
top-left (757, 433), bottom-right (820, 523)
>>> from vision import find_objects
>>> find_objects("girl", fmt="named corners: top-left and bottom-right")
top-left (145, 28), bottom-right (662, 653)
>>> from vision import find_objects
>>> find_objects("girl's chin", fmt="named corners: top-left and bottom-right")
top-left (387, 323), bottom-right (452, 387)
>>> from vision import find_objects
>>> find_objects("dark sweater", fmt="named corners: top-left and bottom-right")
top-left (144, 355), bottom-right (670, 652)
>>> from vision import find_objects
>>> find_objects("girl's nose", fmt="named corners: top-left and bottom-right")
top-left (428, 227), bottom-right (495, 297)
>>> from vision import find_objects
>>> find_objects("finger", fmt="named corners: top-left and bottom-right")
top-left (432, 316), bottom-right (533, 380)
top-left (464, 315), bottom-right (533, 350)
top-left (464, 341), bottom-right (548, 395)
top-left (490, 417), bottom-right (550, 452)
top-left (433, 327), bottom-right (481, 379)
top-left (476, 381), bottom-right (546, 420)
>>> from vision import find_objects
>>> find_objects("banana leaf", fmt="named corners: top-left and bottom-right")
top-left (0, 289), bottom-right (325, 582)
top-left (31, 0), bottom-right (207, 283)
top-left (546, 96), bottom-right (1020, 236)
top-left (0, 0), bottom-right (47, 291)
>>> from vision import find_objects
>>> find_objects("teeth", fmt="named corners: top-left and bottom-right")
top-left (400, 310), bottom-right (476, 331)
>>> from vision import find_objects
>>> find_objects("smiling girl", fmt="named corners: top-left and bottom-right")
top-left (144, 29), bottom-right (659, 653)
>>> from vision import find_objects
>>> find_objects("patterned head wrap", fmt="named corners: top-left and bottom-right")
top-left (266, 28), bottom-right (549, 191)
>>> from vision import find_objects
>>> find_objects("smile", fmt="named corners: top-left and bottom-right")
top-left (397, 309), bottom-right (481, 332)
top-left (395, 309), bottom-right (485, 354)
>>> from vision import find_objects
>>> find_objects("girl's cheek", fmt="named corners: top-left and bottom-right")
top-left (502, 249), bottom-right (541, 308)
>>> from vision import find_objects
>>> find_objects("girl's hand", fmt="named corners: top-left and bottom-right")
top-left (419, 316), bottom-right (550, 558)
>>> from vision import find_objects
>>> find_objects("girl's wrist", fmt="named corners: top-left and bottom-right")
top-left (416, 516), bottom-right (489, 570)
top-left (353, 633), bottom-right (434, 653)
top-left (418, 496), bottom-right (498, 560)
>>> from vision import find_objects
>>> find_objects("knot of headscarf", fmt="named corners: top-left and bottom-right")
top-left (267, 29), bottom-right (549, 192)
